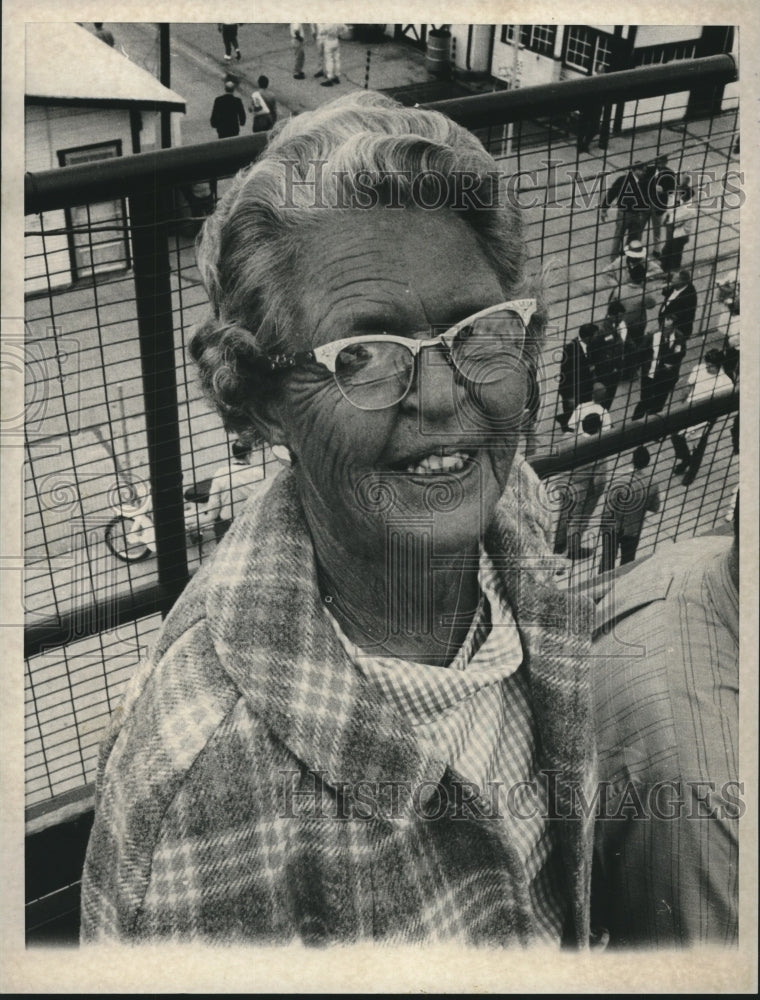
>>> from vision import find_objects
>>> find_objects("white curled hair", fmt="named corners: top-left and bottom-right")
top-left (191, 90), bottom-right (545, 436)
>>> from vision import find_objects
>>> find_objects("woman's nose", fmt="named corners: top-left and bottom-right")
top-left (399, 344), bottom-right (462, 426)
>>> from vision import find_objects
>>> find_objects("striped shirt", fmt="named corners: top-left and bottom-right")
top-left (593, 534), bottom-right (739, 946)
top-left (325, 549), bottom-right (566, 943)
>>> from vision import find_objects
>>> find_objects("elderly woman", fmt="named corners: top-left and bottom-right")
top-left (81, 92), bottom-right (596, 946)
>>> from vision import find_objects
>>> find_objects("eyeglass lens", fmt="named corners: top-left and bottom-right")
top-left (333, 309), bottom-right (526, 410)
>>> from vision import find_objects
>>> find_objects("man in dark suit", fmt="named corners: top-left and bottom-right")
top-left (210, 80), bottom-right (246, 139)
top-left (659, 268), bottom-right (698, 339)
top-left (556, 322), bottom-right (598, 431)
top-left (588, 304), bottom-right (625, 411)
top-left (632, 312), bottom-right (686, 419)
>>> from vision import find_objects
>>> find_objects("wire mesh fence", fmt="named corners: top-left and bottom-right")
top-left (22, 59), bottom-right (739, 814)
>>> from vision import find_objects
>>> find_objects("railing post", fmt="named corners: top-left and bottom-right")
top-left (159, 24), bottom-right (172, 149)
top-left (128, 186), bottom-right (189, 604)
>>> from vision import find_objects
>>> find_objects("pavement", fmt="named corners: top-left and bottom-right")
top-left (110, 22), bottom-right (441, 149)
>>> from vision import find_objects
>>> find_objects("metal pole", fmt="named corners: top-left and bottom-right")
top-left (364, 49), bottom-right (371, 89)
top-left (128, 186), bottom-right (189, 603)
top-left (159, 23), bottom-right (171, 149)
top-left (511, 25), bottom-right (521, 89)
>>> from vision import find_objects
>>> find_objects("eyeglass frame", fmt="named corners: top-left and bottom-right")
top-left (261, 298), bottom-right (538, 410)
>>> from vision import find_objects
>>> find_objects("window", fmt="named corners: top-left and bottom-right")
top-left (634, 40), bottom-right (699, 66)
top-left (501, 25), bottom-right (557, 57)
top-left (57, 140), bottom-right (130, 281)
top-left (563, 26), bottom-right (616, 74)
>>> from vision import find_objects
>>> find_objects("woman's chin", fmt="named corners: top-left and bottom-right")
top-left (345, 454), bottom-right (506, 555)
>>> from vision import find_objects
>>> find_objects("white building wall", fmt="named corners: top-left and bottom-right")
top-left (25, 105), bottom-right (134, 170)
top-left (450, 25), bottom-right (493, 74)
top-left (634, 25), bottom-right (702, 46)
top-left (25, 105), bottom-right (140, 295)
top-left (491, 35), bottom-right (561, 89)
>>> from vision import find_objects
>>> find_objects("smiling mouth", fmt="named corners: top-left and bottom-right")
top-left (394, 450), bottom-right (477, 476)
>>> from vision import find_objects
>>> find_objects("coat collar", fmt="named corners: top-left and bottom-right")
top-left (205, 462), bottom-right (595, 856)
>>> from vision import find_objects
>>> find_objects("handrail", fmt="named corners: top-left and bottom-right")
top-left (529, 388), bottom-right (738, 478)
top-left (423, 53), bottom-right (737, 128)
top-left (24, 582), bottom-right (176, 660)
top-left (24, 55), bottom-right (737, 215)
top-left (24, 391), bottom-right (737, 658)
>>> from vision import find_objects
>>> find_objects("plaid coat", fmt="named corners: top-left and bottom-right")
top-left (81, 458), bottom-right (596, 946)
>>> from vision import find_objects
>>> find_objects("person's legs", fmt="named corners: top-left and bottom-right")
top-left (650, 211), bottom-right (662, 253)
top-left (632, 375), bottom-right (651, 419)
top-left (619, 534), bottom-right (640, 564)
top-left (314, 38), bottom-right (325, 76)
top-left (557, 391), bottom-right (575, 431)
top-left (568, 477), bottom-right (601, 559)
top-left (293, 39), bottom-right (305, 76)
top-left (626, 210), bottom-right (647, 245)
top-left (600, 377), bottom-right (618, 411)
top-left (670, 432), bottom-right (692, 471)
top-left (222, 25), bottom-right (234, 58)
top-left (671, 236), bottom-right (688, 272)
top-left (609, 213), bottom-right (626, 263)
top-left (682, 422), bottom-right (714, 486)
top-left (323, 40), bottom-right (339, 82)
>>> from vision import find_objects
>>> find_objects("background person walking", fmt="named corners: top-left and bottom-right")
top-left (589, 302), bottom-right (626, 411)
top-left (290, 22), bottom-right (305, 78)
top-left (633, 312), bottom-right (686, 419)
top-left (556, 322), bottom-right (598, 432)
top-left (598, 445), bottom-right (660, 573)
top-left (600, 163), bottom-right (649, 270)
top-left (249, 76), bottom-right (277, 132)
top-left (314, 23), bottom-right (344, 86)
top-left (218, 23), bottom-right (241, 62)
top-left (659, 181), bottom-right (697, 278)
top-left (210, 79), bottom-right (246, 139)
top-left (671, 349), bottom-right (734, 485)
top-left (640, 154), bottom-right (676, 257)
top-left (553, 413), bottom-right (609, 562)
top-left (659, 268), bottom-right (698, 340)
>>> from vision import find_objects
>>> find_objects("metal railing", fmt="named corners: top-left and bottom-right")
top-left (23, 56), bottom-right (739, 820)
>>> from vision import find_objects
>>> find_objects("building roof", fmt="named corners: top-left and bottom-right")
top-left (25, 23), bottom-right (186, 112)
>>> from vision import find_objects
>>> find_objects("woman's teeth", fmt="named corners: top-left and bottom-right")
top-left (405, 451), bottom-right (471, 475)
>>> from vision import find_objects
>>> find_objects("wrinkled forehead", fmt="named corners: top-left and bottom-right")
top-left (287, 207), bottom-right (506, 352)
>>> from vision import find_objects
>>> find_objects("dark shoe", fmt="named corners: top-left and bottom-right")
top-left (631, 402), bottom-right (647, 420)
top-left (320, 79), bottom-right (334, 87)
top-left (681, 471), bottom-right (698, 487)
top-left (293, 72), bottom-right (305, 79)
top-left (673, 461), bottom-right (690, 475)
top-left (235, 49), bottom-right (241, 61)
top-left (331, 76), bottom-right (340, 84)
top-left (314, 69), bottom-right (325, 77)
